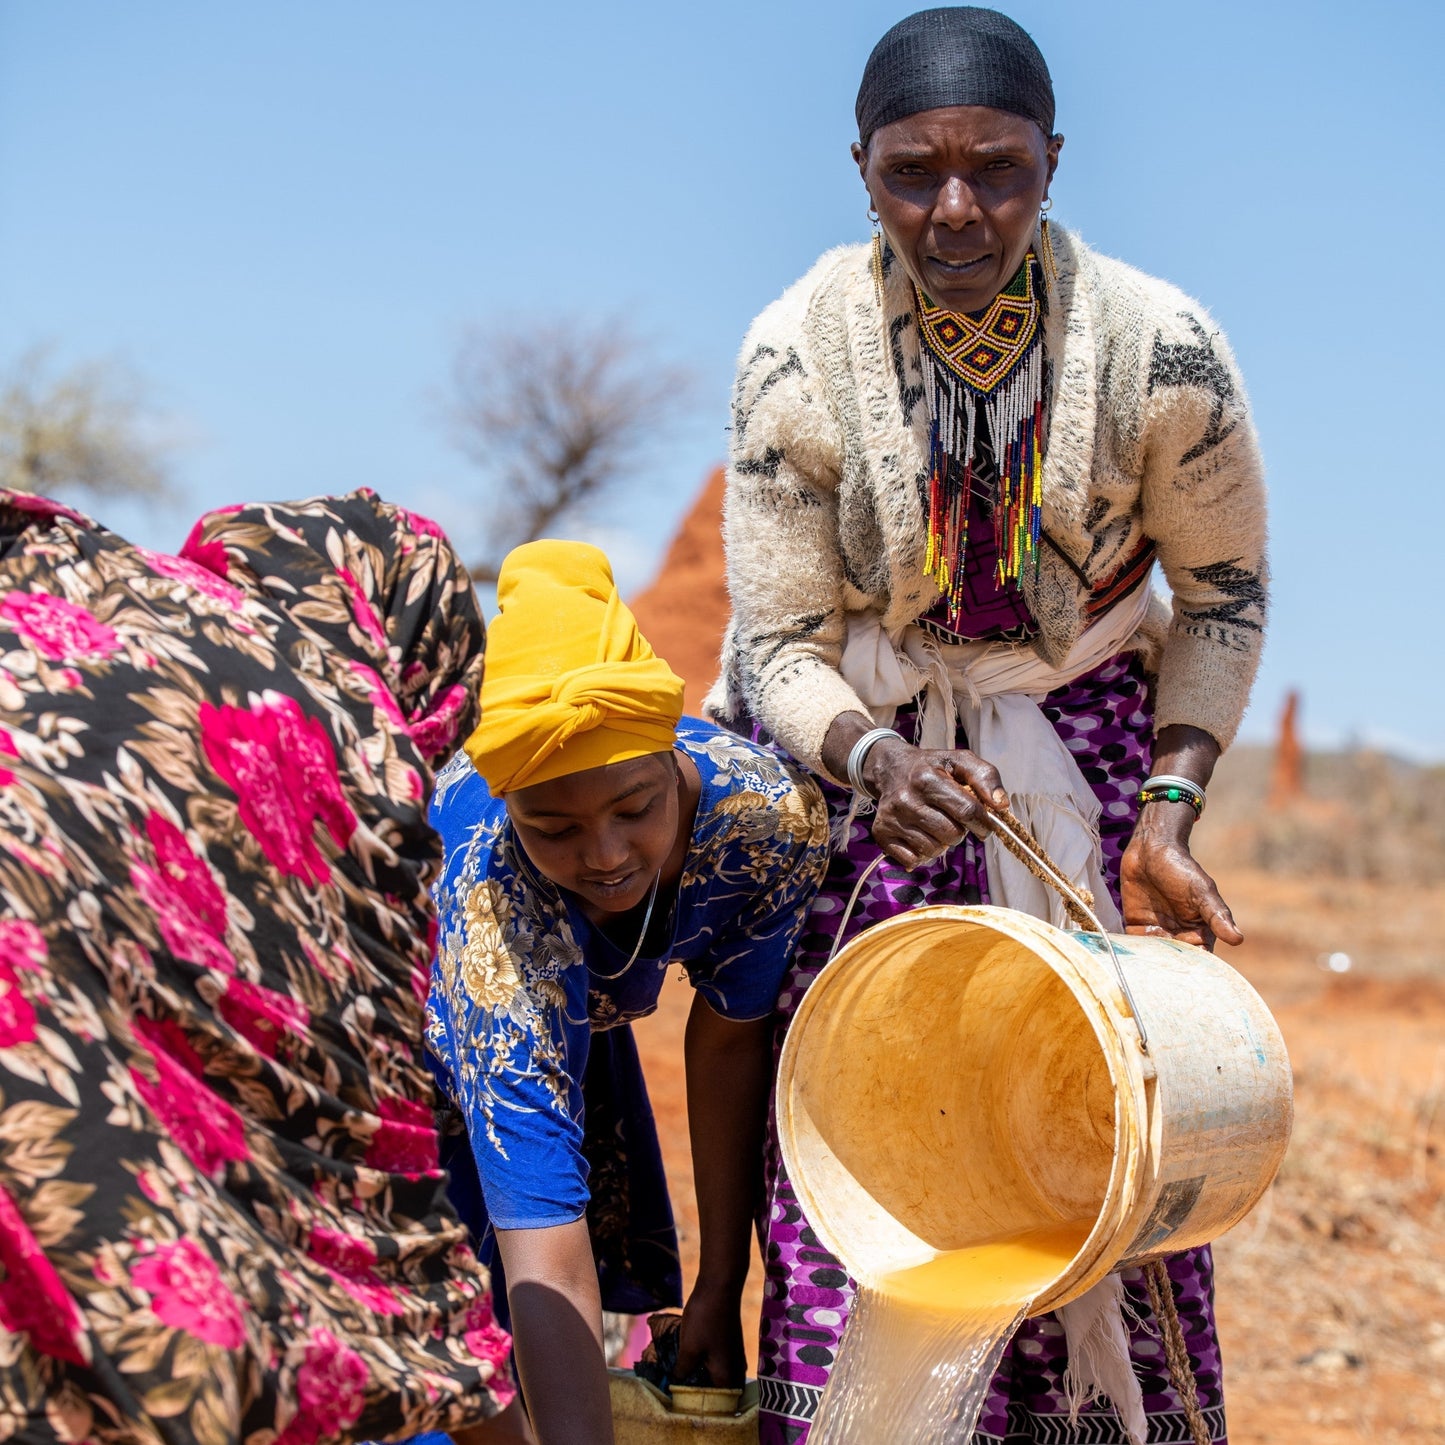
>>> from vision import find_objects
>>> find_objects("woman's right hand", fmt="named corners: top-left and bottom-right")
top-left (863, 735), bottom-right (1010, 869)
top-left (822, 713), bottom-right (1009, 870)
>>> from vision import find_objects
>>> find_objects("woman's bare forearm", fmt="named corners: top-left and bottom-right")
top-left (684, 996), bottom-right (772, 1296)
top-left (670, 996), bottom-right (774, 1390)
top-left (492, 1220), bottom-right (614, 1445)
top-left (1134, 723), bottom-right (1221, 847)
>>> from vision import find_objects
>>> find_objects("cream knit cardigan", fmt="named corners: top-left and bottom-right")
top-left (705, 224), bottom-right (1268, 781)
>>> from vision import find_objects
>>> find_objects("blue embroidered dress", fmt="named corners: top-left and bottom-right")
top-left (426, 717), bottom-right (828, 1318)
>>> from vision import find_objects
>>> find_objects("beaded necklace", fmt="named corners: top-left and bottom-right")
top-left (916, 253), bottom-right (1045, 623)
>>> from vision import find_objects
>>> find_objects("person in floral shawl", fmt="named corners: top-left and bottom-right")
top-left (0, 489), bottom-right (521, 1445)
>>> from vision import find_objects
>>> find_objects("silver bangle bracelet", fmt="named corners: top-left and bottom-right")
top-left (846, 727), bottom-right (900, 800)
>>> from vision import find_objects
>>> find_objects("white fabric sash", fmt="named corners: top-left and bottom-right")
top-left (838, 580), bottom-right (1152, 931)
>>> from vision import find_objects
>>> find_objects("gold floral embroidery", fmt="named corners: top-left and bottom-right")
top-left (459, 879), bottom-right (521, 1011)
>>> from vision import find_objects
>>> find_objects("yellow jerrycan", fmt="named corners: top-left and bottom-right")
top-left (775, 900), bottom-right (1293, 1312)
top-left (609, 1373), bottom-right (760, 1442)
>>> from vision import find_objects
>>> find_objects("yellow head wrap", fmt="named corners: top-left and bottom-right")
top-left (464, 540), bottom-right (685, 795)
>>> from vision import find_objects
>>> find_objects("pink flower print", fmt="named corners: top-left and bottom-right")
top-left (0, 914), bottom-right (44, 1048)
top-left (349, 661), bottom-right (406, 728)
top-left (217, 977), bottom-right (309, 1058)
top-left (2, 493), bottom-right (88, 525)
top-left (0, 590), bottom-right (120, 662)
top-left (268, 692), bottom-right (356, 856)
top-left (382, 1095), bottom-right (432, 1128)
top-left (336, 567), bottom-right (388, 654)
top-left (0, 919), bottom-right (46, 972)
top-left (130, 1027), bottom-right (248, 1180)
top-left (409, 683), bottom-right (470, 759)
top-left (394, 505), bottom-right (446, 541)
top-left (275, 1328), bottom-right (369, 1444)
top-left (304, 1225), bottom-right (404, 1317)
top-left (462, 1295), bottom-right (512, 1364)
top-left (0, 728), bottom-right (16, 786)
top-left (132, 1014), bottom-right (206, 1078)
top-left (331, 1269), bottom-right (403, 1316)
top-left (130, 1237), bottom-right (247, 1349)
top-left (364, 1096), bottom-right (439, 1176)
top-left (298, 1328), bottom-right (368, 1424)
top-left (130, 813), bottom-right (236, 975)
top-left (129, 863), bottom-right (235, 972)
top-left (0, 1182), bottom-right (89, 1364)
top-left (306, 1226), bottom-right (402, 1315)
top-left (199, 692), bottom-right (356, 886)
top-left (136, 546), bottom-right (246, 605)
top-left (307, 1225), bottom-right (376, 1275)
top-left (0, 962), bottom-right (37, 1049)
top-left (462, 1297), bottom-right (515, 1404)
top-left (178, 514), bottom-right (237, 578)
top-left (147, 813), bottom-right (228, 934)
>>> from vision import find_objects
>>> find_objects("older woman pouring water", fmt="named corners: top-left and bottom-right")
top-left (426, 541), bottom-right (829, 1445)
top-left (708, 8), bottom-right (1267, 1443)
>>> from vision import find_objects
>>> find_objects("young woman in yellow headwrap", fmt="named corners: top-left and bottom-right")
top-left (425, 541), bottom-right (829, 1445)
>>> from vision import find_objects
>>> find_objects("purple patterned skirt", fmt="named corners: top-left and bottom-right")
top-left (754, 654), bottom-right (1228, 1444)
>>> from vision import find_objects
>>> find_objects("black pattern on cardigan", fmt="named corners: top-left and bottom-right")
top-left (1147, 314), bottom-right (1241, 466)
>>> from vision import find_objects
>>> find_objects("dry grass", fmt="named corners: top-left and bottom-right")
top-left (1204, 745), bottom-right (1445, 885)
top-left (1198, 748), bottom-right (1445, 1437)
top-left (1215, 1039), bottom-right (1445, 1437)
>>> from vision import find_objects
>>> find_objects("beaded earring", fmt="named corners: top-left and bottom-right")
top-left (1038, 196), bottom-right (1059, 287)
top-left (868, 206), bottom-right (885, 304)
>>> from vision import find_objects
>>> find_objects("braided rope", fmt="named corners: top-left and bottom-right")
top-left (989, 806), bottom-right (1096, 928)
top-left (1143, 1260), bottom-right (1212, 1445)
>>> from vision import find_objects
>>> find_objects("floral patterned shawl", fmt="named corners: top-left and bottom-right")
top-left (0, 490), bottom-right (512, 1445)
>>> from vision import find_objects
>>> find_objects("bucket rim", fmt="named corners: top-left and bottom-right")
top-left (775, 903), bottom-right (1155, 1311)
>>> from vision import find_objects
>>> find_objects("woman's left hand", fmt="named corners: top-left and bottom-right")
top-left (1120, 808), bottom-right (1242, 950)
top-left (674, 1280), bottom-right (747, 1390)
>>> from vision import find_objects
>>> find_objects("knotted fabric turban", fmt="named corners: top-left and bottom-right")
top-left (855, 7), bottom-right (1055, 144)
top-left (464, 540), bottom-right (685, 795)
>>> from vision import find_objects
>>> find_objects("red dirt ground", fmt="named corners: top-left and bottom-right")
top-left (625, 476), bottom-right (1445, 1442)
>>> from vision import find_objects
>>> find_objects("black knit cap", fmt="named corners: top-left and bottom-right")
top-left (856, 7), bottom-right (1055, 144)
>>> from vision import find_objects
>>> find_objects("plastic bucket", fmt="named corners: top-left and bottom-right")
top-left (609, 1373), bottom-right (759, 1441)
top-left (775, 905), bottom-right (1292, 1314)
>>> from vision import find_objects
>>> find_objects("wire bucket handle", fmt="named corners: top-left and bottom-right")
top-left (827, 808), bottom-right (1150, 1054)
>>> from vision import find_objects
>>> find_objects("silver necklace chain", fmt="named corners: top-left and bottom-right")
top-left (588, 871), bottom-right (663, 980)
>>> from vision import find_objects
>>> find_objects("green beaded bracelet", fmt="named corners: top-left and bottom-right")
top-left (1138, 773), bottom-right (1205, 817)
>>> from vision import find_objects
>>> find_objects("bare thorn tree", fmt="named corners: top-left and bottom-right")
top-left (0, 349), bottom-right (172, 500)
top-left (444, 320), bottom-right (692, 584)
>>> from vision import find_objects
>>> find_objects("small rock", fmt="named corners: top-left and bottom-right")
top-left (1297, 1347), bottom-right (1363, 1372)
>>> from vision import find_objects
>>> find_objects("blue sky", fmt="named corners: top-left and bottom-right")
top-left (1, 0), bottom-right (1441, 756)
